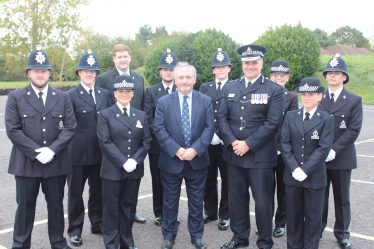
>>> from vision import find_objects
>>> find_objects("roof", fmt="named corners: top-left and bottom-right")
top-left (324, 44), bottom-right (373, 55)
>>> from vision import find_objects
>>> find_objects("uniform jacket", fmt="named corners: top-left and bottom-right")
top-left (281, 107), bottom-right (334, 189)
top-left (318, 88), bottom-right (362, 170)
top-left (67, 84), bottom-right (110, 165)
top-left (277, 89), bottom-right (299, 150)
top-left (143, 82), bottom-right (177, 154)
top-left (96, 67), bottom-right (145, 110)
top-left (153, 90), bottom-right (215, 174)
top-left (5, 84), bottom-right (76, 178)
top-left (199, 80), bottom-right (232, 150)
top-left (218, 76), bottom-right (284, 168)
top-left (97, 104), bottom-right (151, 181)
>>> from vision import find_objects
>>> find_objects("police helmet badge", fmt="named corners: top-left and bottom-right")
top-left (329, 57), bottom-right (339, 68)
top-left (216, 51), bottom-right (225, 62)
top-left (35, 45), bottom-right (46, 65)
top-left (86, 50), bottom-right (96, 66)
top-left (165, 54), bottom-right (174, 65)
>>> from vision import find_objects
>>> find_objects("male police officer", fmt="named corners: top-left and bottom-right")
top-left (219, 44), bottom-right (284, 249)
top-left (269, 60), bottom-right (298, 238)
top-left (199, 48), bottom-right (231, 231)
top-left (66, 51), bottom-right (110, 246)
top-left (96, 43), bottom-right (146, 222)
top-left (319, 54), bottom-right (362, 249)
top-left (143, 49), bottom-right (178, 226)
top-left (5, 46), bottom-right (76, 249)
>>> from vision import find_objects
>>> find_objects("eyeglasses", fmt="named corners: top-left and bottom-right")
top-left (271, 73), bottom-right (288, 78)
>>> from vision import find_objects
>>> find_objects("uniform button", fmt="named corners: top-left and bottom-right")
top-left (342, 115), bottom-right (345, 117)
top-left (43, 117), bottom-right (46, 120)
top-left (302, 138), bottom-right (304, 140)
top-left (43, 129), bottom-right (46, 132)
top-left (59, 115), bottom-right (62, 118)
top-left (241, 106), bottom-right (244, 110)
top-left (243, 96), bottom-right (246, 99)
top-left (97, 111), bottom-right (99, 114)
top-left (301, 162), bottom-right (304, 165)
top-left (301, 154), bottom-right (304, 157)
top-left (302, 146), bottom-right (304, 148)
top-left (83, 110), bottom-right (86, 113)
top-left (216, 101), bottom-right (219, 104)
top-left (214, 119), bottom-right (217, 122)
top-left (240, 117), bottom-right (243, 120)
top-left (128, 139), bottom-right (131, 142)
top-left (43, 141), bottom-right (46, 144)
top-left (128, 131), bottom-right (131, 134)
top-left (128, 155), bottom-right (130, 157)
top-left (128, 147), bottom-right (130, 150)
top-left (214, 110), bottom-right (217, 113)
top-left (23, 115), bottom-right (26, 117)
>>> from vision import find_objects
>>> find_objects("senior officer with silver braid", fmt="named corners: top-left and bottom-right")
top-left (199, 48), bottom-right (232, 231)
top-left (97, 75), bottom-right (151, 249)
top-left (5, 46), bottom-right (76, 249)
top-left (218, 44), bottom-right (284, 249)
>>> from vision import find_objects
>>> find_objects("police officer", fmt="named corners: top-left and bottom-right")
top-left (199, 48), bottom-right (231, 231)
top-left (281, 77), bottom-right (333, 249)
top-left (143, 49), bottom-right (178, 226)
top-left (319, 55), bottom-right (362, 249)
top-left (66, 50), bottom-right (110, 246)
top-left (270, 60), bottom-right (298, 238)
top-left (219, 44), bottom-right (284, 249)
top-left (97, 75), bottom-right (151, 249)
top-left (5, 46), bottom-right (76, 249)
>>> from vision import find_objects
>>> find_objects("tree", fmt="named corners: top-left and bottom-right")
top-left (0, 0), bottom-right (91, 81)
top-left (312, 28), bottom-right (336, 48)
top-left (256, 23), bottom-right (320, 91)
top-left (193, 28), bottom-right (242, 89)
top-left (331, 26), bottom-right (370, 48)
top-left (135, 24), bottom-right (154, 46)
top-left (154, 26), bottom-right (168, 39)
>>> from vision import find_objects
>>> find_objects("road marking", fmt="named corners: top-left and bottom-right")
top-left (357, 154), bottom-right (374, 158)
top-left (0, 129), bottom-right (5, 132)
top-left (0, 245), bottom-right (7, 249)
top-left (352, 179), bottom-right (374, 185)
top-left (355, 138), bottom-right (374, 144)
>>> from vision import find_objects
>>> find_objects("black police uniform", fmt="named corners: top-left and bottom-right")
top-left (199, 48), bottom-right (232, 227)
top-left (319, 55), bottom-right (363, 245)
top-left (66, 51), bottom-right (110, 241)
top-left (5, 47), bottom-right (76, 249)
top-left (143, 49), bottom-right (177, 222)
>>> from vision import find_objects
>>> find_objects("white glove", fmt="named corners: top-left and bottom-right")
top-left (292, 167), bottom-right (308, 182)
top-left (123, 158), bottom-right (137, 172)
top-left (35, 147), bottom-right (55, 164)
top-left (211, 133), bottom-right (221, 145)
top-left (325, 149), bottom-right (336, 162)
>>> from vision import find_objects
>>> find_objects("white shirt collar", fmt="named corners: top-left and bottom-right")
top-left (31, 84), bottom-right (49, 98)
top-left (304, 106), bottom-right (317, 119)
top-left (116, 102), bottom-right (130, 115)
top-left (162, 82), bottom-right (174, 92)
top-left (245, 74), bottom-right (261, 85)
top-left (116, 68), bottom-right (130, 76)
top-left (329, 87), bottom-right (343, 100)
top-left (216, 79), bottom-right (228, 89)
top-left (80, 83), bottom-right (94, 93)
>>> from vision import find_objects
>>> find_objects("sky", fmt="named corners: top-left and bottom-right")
top-left (86, 0), bottom-right (373, 45)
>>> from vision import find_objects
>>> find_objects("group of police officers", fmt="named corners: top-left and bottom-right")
top-left (5, 42), bottom-right (362, 249)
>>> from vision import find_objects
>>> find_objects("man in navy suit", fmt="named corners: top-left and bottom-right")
top-left (199, 48), bottom-right (232, 231)
top-left (281, 77), bottom-right (333, 249)
top-left (319, 55), bottom-right (362, 249)
top-left (5, 46), bottom-right (76, 249)
top-left (269, 60), bottom-right (298, 238)
top-left (143, 49), bottom-right (178, 226)
top-left (96, 43), bottom-right (146, 222)
top-left (66, 51), bottom-right (110, 246)
top-left (154, 62), bottom-right (215, 249)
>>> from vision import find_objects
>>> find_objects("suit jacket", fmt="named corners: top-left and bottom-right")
top-left (281, 108), bottom-right (334, 189)
top-left (199, 80), bottom-right (232, 150)
top-left (144, 82), bottom-right (177, 154)
top-left (97, 104), bottom-right (151, 181)
top-left (318, 88), bottom-right (362, 170)
top-left (67, 84), bottom-right (110, 165)
top-left (5, 84), bottom-right (76, 178)
top-left (153, 90), bottom-right (215, 174)
top-left (96, 67), bottom-right (145, 110)
top-left (277, 89), bottom-right (299, 150)
top-left (218, 76), bottom-right (284, 168)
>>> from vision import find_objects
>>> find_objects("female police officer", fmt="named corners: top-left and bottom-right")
top-left (97, 75), bottom-right (151, 249)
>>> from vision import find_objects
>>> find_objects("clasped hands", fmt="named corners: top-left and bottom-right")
top-left (123, 158), bottom-right (137, 172)
top-left (35, 147), bottom-right (55, 164)
top-left (176, 147), bottom-right (198, 161)
top-left (231, 140), bottom-right (250, 156)
top-left (292, 167), bottom-right (308, 182)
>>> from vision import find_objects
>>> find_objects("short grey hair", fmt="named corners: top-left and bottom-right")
top-left (174, 62), bottom-right (196, 78)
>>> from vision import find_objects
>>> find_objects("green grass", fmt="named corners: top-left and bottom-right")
top-left (0, 81), bottom-right (76, 89)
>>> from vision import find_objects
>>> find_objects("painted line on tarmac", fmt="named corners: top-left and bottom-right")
top-left (352, 179), bottom-right (374, 185)
top-left (0, 245), bottom-right (7, 249)
top-left (357, 154), bottom-right (374, 158)
top-left (355, 138), bottom-right (374, 144)
top-left (0, 129), bottom-right (5, 132)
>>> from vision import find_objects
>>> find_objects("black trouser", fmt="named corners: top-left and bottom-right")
top-left (273, 155), bottom-right (286, 228)
top-left (148, 153), bottom-right (163, 217)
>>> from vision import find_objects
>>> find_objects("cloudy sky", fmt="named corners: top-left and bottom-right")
top-left (86, 0), bottom-right (373, 45)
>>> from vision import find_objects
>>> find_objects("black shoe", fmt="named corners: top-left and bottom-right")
top-left (161, 240), bottom-right (175, 249)
top-left (155, 216), bottom-right (163, 226)
top-left (337, 239), bottom-right (352, 248)
top-left (203, 214), bottom-right (218, 224)
top-left (221, 240), bottom-right (249, 249)
top-left (91, 228), bottom-right (103, 234)
top-left (191, 239), bottom-right (207, 249)
top-left (134, 212), bottom-right (146, 223)
top-left (273, 227), bottom-right (285, 237)
top-left (218, 219), bottom-right (230, 230)
top-left (120, 246), bottom-right (138, 249)
top-left (70, 235), bottom-right (82, 246)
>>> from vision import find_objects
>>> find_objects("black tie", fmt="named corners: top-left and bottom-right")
top-left (89, 89), bottom-right (95, 104)
top-left (123, 108), bottom-right (128, 117)
top-left (166, 87), bottom-right (170, 94)
top-left (304, 112), bottom-right (310, 130)
top-left (330, 93), bottom-right (335, 106)
top-left (217, 82), bottom-right (222, 94)
top-left (38, 92), bottom-right (44, 110)
top-left (247, 81), bottom-right (251, 88)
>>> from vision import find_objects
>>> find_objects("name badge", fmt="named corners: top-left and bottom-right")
top-left (339, 120), bottom-right (347, 129)
top-left (311, 130), bottom-right (319, 140)
top-left (228, 93), bottom-right (235, 98)
top-left (251, 93), bottom-right (268, 104)
top-left (136, 120), bottom-right (143, 128)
